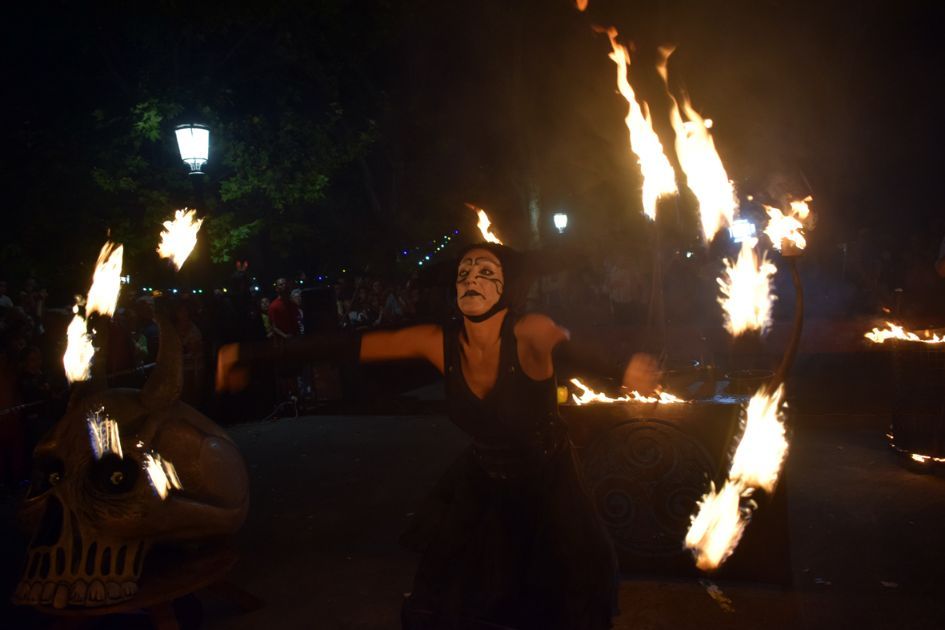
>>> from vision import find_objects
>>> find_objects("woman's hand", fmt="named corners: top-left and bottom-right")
top-left (216, 343), bottom-right (250, 393)
top-left (622, 353), bottom-right (661, 395)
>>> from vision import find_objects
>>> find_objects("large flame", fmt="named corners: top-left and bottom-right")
top-left (85, 242), bottom-right (124, 317)
top-left (685, 480), bottom-right (748, 572)
top-left (63, 241), bottom-right (124, 383)
top-left (865, 322), bottom-right (945, 345)
top-left (144, 451), bottom-right (183, 500)
top-left (63, 306), bottom-right (95, 383)
top-left (86, 407), bottom-right (123, 460)
top-left (717, 239), bottom-right (777, 337)
top-left (728, 385), bottom-right (788, 493)
top-left (157, 208), bottom-right (204, 270)
top-left (657, 47), bottom-right (737, 242)
top-left (569, 377), bottom-right (684, 405)
top-left (467, 204), bottom-right (504, 244)
top-left (685, 385), bottom-right (789, 570)
top-left (763, 196), bottom-right (813, 253)
top-left (600, 28), bottom-right (677, 220)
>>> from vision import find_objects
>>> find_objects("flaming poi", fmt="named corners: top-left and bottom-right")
top-left (157, 208), bottom-right (204, 270)
top-left (763, 196), bottom-right (813, 253)
top-left (657, 46), bottom-right (737, 242)
top-left (685, 385), bottom-right (788, 571)
top-left (600, 27), bottom-right (677, 220)
top-left (717, 238), bottom-right (777, 337)
top-left (62, 241), bottom-right (124, 383)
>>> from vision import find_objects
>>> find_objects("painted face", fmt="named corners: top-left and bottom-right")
top-left (456, 248), bottom-right (505, 318)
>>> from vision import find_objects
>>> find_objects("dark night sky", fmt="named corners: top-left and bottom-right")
top-left (4, 0), bottom-right (945, 286)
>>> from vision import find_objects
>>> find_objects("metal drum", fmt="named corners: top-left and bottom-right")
top-left (891, 327), bottom-right (945, 461)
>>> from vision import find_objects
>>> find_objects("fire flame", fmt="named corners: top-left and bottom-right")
top-left (144, 452), bottom-right (183, 500)
top-left (569, 377), bottom-right (684, 405)
top-left (63, 241), bottom-right (124, 383)
top-left (86, 407), bottom-right (123, 460)
top-left (85, 242), bottom-right (124, 317)
top-left (717, 239), bottom-right (777, 337)
top-left (728, 385), bottom-right (788, 493)
top-left (575, 0), bottom-right (588, 10)
top-left (864, 322), bottom-right (945, 345)
top-left (657, 47), bottom-right (737, 242)
top-left (157, 208), bottom-right (204, 270)
top-left (685, 480), bottom-right (748, 571)
top-left (685, 385), bottom-right (789, 571)
top-left (763, 196), bottom-right (813, 253)
top-left (64, 306), bottom-right (96, 383)
top-left (600, 28), bottom-right (677, 220)
top-left (467, 204), bottom-right (503, 244)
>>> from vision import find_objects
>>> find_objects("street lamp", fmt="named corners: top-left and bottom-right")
top-left (729, 218), bottom-right (756, 244)
top-left (174, 124), bottom-right (210, 175)
top-left (553, 212), bottom-right (569, 234)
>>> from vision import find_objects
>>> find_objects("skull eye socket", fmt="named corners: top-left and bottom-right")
top-left (91, 453), bottom-right (139, 494)
top-left (28, 456), bottom-right (64, 497)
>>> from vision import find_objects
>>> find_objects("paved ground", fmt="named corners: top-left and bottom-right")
top-left (3, 349), bottom-right (945, 629)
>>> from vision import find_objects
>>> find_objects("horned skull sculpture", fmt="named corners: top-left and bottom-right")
top-left (12, 319), bottom-right (249, 609)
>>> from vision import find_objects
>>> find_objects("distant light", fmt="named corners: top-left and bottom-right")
top-left (402, 250), bottom-right (408, 256)
top-left (174, 124), bottom-right (209, 175)
top-left (425, 255), bottom-right (430, 261)
top-left (171, 288), bottom-right (178, 294)
top-left (729, 219), bottom-right (757, 244)
top-left (746, 195), bottom-right (754, 201)
top-left (453, 229), bottom-right (460, 235)
top-left (553, 212), bottom-right (569, 234)
top-left (685, 251), bottom-right (693, 259)
top-left (252, 285), bottom-right (260, 292)
top-left (418, 261), bottom-right (424, 266)
top-left (120, 274), bottom-right (132, 285)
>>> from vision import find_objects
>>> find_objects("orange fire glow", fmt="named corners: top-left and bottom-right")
top-left (569, 377), bottom-right (685, 405)
top-left (685, 385), bottom-right (789, 570)
top-left (657, 47), bottom-right (737, 242)
top-left (763, 196), bottom-right (813, 253)
top-left (144, 452), bottom-right (183, 500)
top-left (575, 0), bottom-right (588, 10)
top-left (685, 480), bottom-right (748, 572)
top-left (157, 208), bottom-right (203, 270)
top-left (600, 28), bottom-right (677, 220)
top-left (717, 239), bottom-right (777, 337)
top-left (63, 241), bottom-right (124, 383)
top-left (467, 204), bottom-right (503, 244)
top-left (864, 322), bottom-right (945, 345)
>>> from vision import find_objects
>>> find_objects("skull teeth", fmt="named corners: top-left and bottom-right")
top-left (53, 583), bottom-right (70, 609)
top-left (40, 581), bottom-right (56, 604)
top-left (69, 580), bottom-right (87, 604)
top-left (87, 579), bottom-right (106, 605)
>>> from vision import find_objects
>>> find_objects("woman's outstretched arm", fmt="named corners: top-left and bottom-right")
top-left (216, 324), bottom-right (443, 393)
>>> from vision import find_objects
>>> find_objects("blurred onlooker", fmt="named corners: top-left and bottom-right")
top-left (17, 345), bottom-right (55, 450)
top-left (173, 299), bottom-right (205, 407)
top-left (290, 288), bottom-right (305, 335)
top-left (260, 297), bottom-right (274, 338)
top-left (269, 278), bottom-right (301, 339)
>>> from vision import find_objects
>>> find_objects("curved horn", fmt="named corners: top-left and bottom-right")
top-left (140, 315), bottom-right (183, 409)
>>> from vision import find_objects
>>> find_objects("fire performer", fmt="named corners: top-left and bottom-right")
top-left (217, 242), bottom-right (659, 629)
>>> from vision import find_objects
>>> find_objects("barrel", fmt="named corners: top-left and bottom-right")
top-left (891, 327), bottom-right (945, 459)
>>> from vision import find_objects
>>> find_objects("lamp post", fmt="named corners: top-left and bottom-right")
top-left (553, 212), bottom-right (569, 234)
top-left (174, 124), bottom-right (210, 175)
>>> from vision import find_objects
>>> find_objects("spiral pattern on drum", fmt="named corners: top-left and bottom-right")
top-left (582, 419), bottom-right (717, 558)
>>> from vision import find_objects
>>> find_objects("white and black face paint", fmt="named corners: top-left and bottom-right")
top-left (456, 249), bottom-right (505, 320)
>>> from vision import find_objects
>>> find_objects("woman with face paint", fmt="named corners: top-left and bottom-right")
top-left (218, 242), bottom-right (660, 630)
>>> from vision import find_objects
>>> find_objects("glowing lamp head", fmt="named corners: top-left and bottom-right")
top-left (174, 124), bottom-right (210, 175)
top-left (553, 212), bottom-right (569, 233)
top-left (729, 219), bottom-right (756, 244)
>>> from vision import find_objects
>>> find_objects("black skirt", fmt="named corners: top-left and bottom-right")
top-left (401, 443), bottom-right (619, 630)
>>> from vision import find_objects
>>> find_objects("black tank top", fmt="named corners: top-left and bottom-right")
top-left (443, 314), bottom-right (566, 478)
